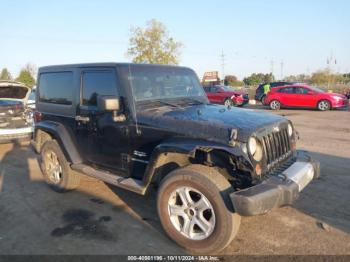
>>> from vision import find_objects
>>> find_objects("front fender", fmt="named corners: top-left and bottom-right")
top-left (142, 137), bottom-right (253, 186)
top-left (34, 121), bottom-right (82, 164)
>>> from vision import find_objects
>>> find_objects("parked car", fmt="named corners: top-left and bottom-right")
top-left (265, 85), bottom-right (349, 111)
top-left (204, 85), bottom-right (249, 107)
top-left (32, 63), bottom-right (319, 254)
top-left (255, 82), bottom-right (292, 104)
top-left (0, 80), bottom-right (34, 143)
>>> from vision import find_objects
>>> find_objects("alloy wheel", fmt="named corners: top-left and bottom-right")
top-left (167, 186), bottom-right (216, 241)
top-left (318, 101), bottom-right (330, 111)
top-left (270, 100), bottom-right (280, 110)
top-left (44, 150), bottom-right (63, 184)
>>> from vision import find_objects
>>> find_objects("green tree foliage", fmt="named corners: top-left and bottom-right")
top-left (15, 64), bottom-right (37, 88)
top-left (127, 19), bottom-right (183, 65)
top-left (224, 75), bottom-right (244, 87)
top-left (0, 68), bottom-right (12, 80)
top-left (284, 74), bottom-right (311, 83)
top-left (243, 73), bottom-right (275, 86)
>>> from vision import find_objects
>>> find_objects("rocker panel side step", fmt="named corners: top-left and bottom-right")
top-left (71, 164), bottom-right (147, 195)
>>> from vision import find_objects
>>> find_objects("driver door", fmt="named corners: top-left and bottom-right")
top-left (75, 68), bottom-right (130, 175)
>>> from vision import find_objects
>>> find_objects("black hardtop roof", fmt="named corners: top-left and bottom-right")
top-left (39, 63), bottom-right (192, 72)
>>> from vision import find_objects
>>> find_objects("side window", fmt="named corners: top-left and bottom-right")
top-left (82, 70), bottom-right (118, 107)
top-left (39, 72), bottom-right (73, 105)
top-left (209, 87), bottom-right (217, 93)
top-left (278, 87), bottom-right (294, 94)
top-left (295, 87), bottom-right (309, 94)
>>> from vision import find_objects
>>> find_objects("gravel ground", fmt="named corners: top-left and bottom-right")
top-left (0, 106), bottom-right (349, 255)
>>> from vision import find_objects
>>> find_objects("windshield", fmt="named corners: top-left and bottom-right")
top-left (0, 85), bottom-right (29, 99)
top-left (119, 65), bottom-right (208, 104)
top-left (308, 86), bottom-right (326, 93)
top-left (220, 86), bottom-right (236, 92)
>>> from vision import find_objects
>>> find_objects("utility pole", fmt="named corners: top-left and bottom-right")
top-left (280, 60), bottom-right (284, 80)
top-left (270, 59), bottom-right (274, 76)
top-left (220, 50), bottom-right (226, 85)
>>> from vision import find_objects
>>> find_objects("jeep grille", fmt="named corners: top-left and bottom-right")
top-left (261, 128), bottom-right (292, 169)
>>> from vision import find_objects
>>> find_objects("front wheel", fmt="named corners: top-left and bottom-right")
top-left (224, 98), bottom-right (234, 107)
top-left (317, 100), bottom-right (330, 111)
top-left (270, 100), bottom-right (281, 110)
top-left (157, 165), bottom-right (241, 254)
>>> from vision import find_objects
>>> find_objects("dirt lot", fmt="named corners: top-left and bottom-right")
top-left (0, 107), bottom-right (349, 255)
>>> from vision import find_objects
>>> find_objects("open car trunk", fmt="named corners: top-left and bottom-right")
top-left (0, 82), bottom-right (32, 130)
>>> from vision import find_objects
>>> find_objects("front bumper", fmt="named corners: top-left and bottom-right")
top-left (230, 151), bottom-right (320, 216)
top-left (332, 98), bottom-right (349, 108)
top-left (0, 126), bottom-right (34, 143)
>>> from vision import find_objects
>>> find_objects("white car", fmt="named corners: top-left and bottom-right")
top-left (0, 81), bottom-right (34, 143)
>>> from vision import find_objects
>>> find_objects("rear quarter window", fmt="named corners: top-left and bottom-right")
top-left (38, 72), bottom-right (74, 105)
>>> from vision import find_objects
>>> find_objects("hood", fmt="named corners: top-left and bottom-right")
top-left (137, 104), bottom-right (287, 144)
top-left (326, 92), bottom-right (347, 99)
top-left (0, 81), bottom-right (31, 101)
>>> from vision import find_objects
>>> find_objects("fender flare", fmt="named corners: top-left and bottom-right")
top-left (142, 138), bottom-right (253, 187)
top-left (34, 121), bottom-right (82, 164)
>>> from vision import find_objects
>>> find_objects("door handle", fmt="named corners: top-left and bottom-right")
top-left (75, 115), bottom-right (90, 122)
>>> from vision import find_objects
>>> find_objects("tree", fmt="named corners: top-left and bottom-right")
top-left (127, 19), bottom-right (183, 65)
top-left (224, 75), bottom-right (244, 87)
top-left (284, 74), bottom-right (311, 83)
top-left (310, 70), bottom-right (332, 85)
top-left (0, 68), bottom-right (12, 80)
top-left (224, 75), bottom-right (238, 85)
top-left (15, 63), bottom-right (37, 88)
top-left (243, 73), bottom-right (275, 86)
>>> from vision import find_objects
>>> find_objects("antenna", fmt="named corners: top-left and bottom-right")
top-left (128, 64), bottom-right (141, 135)
top-left (220, 50), bottom-right (226, 85)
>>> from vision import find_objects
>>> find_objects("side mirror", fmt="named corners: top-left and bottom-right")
top-left (97, 96), bottom-right (120, 112)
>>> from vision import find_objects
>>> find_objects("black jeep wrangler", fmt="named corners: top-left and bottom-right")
top-left (32, 63), bottom-right (320, 253)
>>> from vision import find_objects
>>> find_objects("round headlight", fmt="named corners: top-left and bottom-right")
top-left (248, 136), bottom-right (263, 162)
top-left (288, 123), bottom-right (293, 137)
top-left (248, 137), bottom-right (257, 155)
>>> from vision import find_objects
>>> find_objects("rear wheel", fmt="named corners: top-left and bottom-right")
top-left (40, 140), bottom-right (80, 192)
top-left (317, 100), bottom-right (330, 111)
top-left (261, 95), bottom-right (267, 105)
top-left (157, 165), bottom-right (241, 254)
top-left (270, 100), bottom-right (281, 110)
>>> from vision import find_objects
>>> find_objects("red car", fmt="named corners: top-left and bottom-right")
top-left (265, 85), bottom-right (349, 111)
top-left (204, 85), bottom-right (249, 107)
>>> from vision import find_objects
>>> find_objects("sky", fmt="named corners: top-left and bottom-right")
top-left (1, 0), bottom-right (349, 80)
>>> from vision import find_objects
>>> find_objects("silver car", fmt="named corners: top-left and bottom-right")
top-left (0, 81), bottom-right (34, 143)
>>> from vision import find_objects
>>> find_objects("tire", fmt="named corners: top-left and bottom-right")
top-left (157, 164), bottom-right (241, 254)
top-left (317, 100), bottom-right (331, 111)
top-left (261, 95), bottom-right (266, 105)
top-left (224, 98), bottom-right (234, 107)
top-left (270, 100), bottom-right (281, 110)
top-left (40, 140), bottom-right (80, 192)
